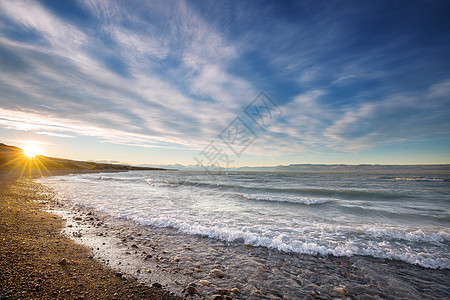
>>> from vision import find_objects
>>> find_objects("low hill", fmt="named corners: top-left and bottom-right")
top-left (0, 143), bottom-right (168, 176)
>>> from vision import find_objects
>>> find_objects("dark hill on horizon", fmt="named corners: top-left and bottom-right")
top-left (0, 143), bottom-right (168, 176)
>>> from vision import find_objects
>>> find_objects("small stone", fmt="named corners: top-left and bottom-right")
top-left (131, 244), bottom-right (138, 248)
top-left (152, 282), bottom-right (162, 289)
top-left (217, 288), bottom-right (229, 295)
top-left (269, 289), bottom-right (283, 298)
top-left (194, 268), bottom-right (201, 272)
top-left (212, 295), bottom-right (223, 300)
top-left (210, 269), bottom-right (226, 278)
top-left (253, 289), bottom-right (263, 296)
top-left (332, 287), bottom-right (348, 295)
top-left (115, 272), bottom-right (123, 278)
top-left (186, 286), bottom-right (199, 295)
top-left (147, 269), bottom-right (152, 273)
top-left (231, 288), bottom-right (240, 295)
top-left (199, 280), bottom-right (211, 286)
top-left (58, 258), bottom-right (68, 265)
top-left (74, 217), bottom-right (82, 221)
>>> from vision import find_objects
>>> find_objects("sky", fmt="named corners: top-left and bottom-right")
top-left (0, 0), bottom-right (449, 167)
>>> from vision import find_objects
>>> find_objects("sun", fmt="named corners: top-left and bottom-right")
top-left (23, 144), bottom-right (43, 158)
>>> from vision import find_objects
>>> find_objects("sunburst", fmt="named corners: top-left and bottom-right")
top-left (23, 144), bottom-right (43, 158)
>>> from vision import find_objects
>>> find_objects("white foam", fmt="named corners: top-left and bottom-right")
top-left (240, 193), bottom-right (333, 205)
top-left (395, 177), bottom-right (444, 182)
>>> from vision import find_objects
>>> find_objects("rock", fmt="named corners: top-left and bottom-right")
top-left (188, 283), bottom-right (197, 287)
top-left (332, 287), bottom-right (348, 295)
top-left (210, 269), bottom-right (226, 278)
top-left (199, 280), bottom-right (211, 286)
top-left (212, 295), bottom-right (223, 300)
top-left (74, 217), bottom-right (82, 221)
top-left (147, 269), bottom-right (152, 273)
top-left (152, 282), bottom-right (162, 289)
top-left (217, 288), bottom-right (229, 295)
top-left (252, 289), bottom-right (263, 296)
top-left (231, 288), bottom-right (240, 295)
top-left (131, 244), bottom-right (138, 248)
top-left (269, 289), bottom-right (283, 298)
top-left (186, 286), bottom-right (199, 295)
top-left (115, 272), bottom-right (123, 278)
top-left (224, 296), bottom-right (232, 300)
top-left (58, 258), bottom-right (68, 265)
top-left (194, 268), bottom-right (201, 272)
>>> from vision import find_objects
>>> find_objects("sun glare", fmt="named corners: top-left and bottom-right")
top-left (23, 144), bottom-right (43, 158)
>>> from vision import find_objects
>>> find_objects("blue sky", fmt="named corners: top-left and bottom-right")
top-left (0, 0), bottom-right (449, 166)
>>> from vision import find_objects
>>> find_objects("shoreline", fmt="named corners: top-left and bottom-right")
top-left (0, 172), bottom-right (180, 300)
top-left (1, 170), bottom-right (449, 299)
top-left (39, 172), bottom-right (450, 299)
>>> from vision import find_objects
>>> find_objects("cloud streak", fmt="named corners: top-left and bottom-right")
top-left (0, 0), bottom-right (449, 164)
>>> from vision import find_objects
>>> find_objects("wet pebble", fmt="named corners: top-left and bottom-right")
top-left (210, 269), bottom-right (226, 278)
top-left (186, 286), bottom-right (199, 295)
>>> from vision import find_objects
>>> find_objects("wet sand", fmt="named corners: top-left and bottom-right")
top-left (0, 173), bottom-right (180, 300)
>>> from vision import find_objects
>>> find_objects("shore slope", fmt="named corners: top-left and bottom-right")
top-left (0, 173), bottom-right (180, 300)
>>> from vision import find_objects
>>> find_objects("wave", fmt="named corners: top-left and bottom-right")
top-left (38, 172), bottom-right (450, 270)
top-left (165, 180), bottom-right (403, 200)
top-left (239, 193), bottom-right (333, 205)
top-left (394, 177), bottom-right (445, 182)
top-left (146, 178), bottom-right (178, 187)
top-left (134, 215), bottom-right (449, 269)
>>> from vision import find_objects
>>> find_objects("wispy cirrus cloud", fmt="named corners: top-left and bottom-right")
top-left (0, 0), bottom-right (255, 152)
top-left (0, 0), bottom-right (449, 164)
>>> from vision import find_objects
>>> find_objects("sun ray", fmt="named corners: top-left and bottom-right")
top-left (22, 144), bottom-right (43, 158)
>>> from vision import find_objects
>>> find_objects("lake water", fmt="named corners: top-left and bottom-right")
top-left (38, 170), bottom-right (450, 269)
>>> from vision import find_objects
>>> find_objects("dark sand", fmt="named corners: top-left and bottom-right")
top-left (0, 172), bottom-right (180, 300)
